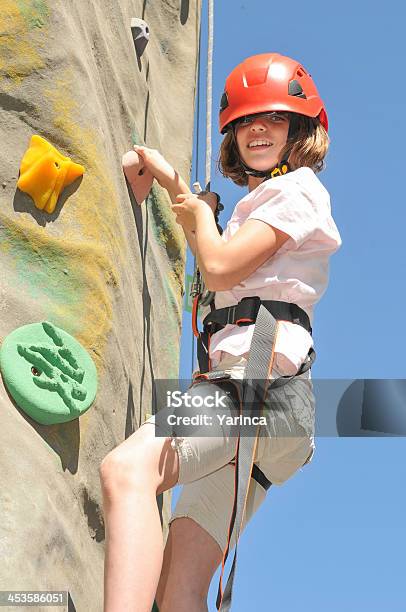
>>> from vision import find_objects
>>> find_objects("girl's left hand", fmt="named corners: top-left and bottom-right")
top-left (171, 194), bottom-right (202, 232)
top-left (132, 145), bottom-right (175, 188)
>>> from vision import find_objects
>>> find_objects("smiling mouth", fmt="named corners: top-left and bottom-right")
top-left (247, 141), bottom-right (273, 150)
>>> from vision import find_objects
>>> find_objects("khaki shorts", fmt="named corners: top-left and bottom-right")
top-left (142, 351), bottom-right (315, 553)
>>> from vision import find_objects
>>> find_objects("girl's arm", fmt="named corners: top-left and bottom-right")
top-left (132, 145), bottom-right (217, 259)
top-left (173, 192), bottom-right (290, 291)
top-left (158, 168), bottom-right (198, 257)
top-left (193, 207), bottom-right (291, 291)
top-left (161, 173), bottom-right (220, 269)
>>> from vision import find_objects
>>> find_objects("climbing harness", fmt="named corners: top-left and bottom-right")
top-left (191, 294), bottom-right (315, 490)
top-left (193, 296), bottom-right (315, 376)
top-left (189, 299), bottom-right (315, 611)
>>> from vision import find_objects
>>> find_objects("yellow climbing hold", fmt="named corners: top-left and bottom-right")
top-left (17, 135), bottom-right (85, 213)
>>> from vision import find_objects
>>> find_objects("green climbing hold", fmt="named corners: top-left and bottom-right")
top-left (0, 321), bottom-right (98, 425)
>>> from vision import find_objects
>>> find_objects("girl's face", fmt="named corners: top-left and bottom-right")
top-left (234, 112), bottom-right (290, 189)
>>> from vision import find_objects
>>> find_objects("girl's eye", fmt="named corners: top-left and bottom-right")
top-left (236, 113), bottom-right (286, 129)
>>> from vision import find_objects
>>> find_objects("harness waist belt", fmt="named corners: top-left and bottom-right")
top-left (195, 296), bottom-right (313, 375)
top-left (203, 296), bottom-right (312, 334)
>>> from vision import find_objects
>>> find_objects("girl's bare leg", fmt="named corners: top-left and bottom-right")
top-left (99, 424), bottom-right (179, 612)
top-left (155, 517), bottom-right (223, 612)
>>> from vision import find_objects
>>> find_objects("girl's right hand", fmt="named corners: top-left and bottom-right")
top-left (197, 191), bottom-right (219, 215)
top-left (133, 145), bottom-right (175, 188)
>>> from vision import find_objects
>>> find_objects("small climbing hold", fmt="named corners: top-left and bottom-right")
top-left (122, 149), bottom-right (154, 205)
top-left (17, 135), bottom-right (85, 214)
top-left (130, 18), bottom-right (150, 57)
top-left (2, 182), bottom-right (6, 189)
top-left (0, 321), bottom-right (98, 425)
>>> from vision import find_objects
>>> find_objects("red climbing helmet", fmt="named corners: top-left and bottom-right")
top-left (219, 53), bottom-right (328, 135)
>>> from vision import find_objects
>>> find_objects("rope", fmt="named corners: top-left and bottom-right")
top-left (190, 0), bottom-right (214, 379)
top-left (194, 5), bottom-right (202, 188)
top-left (190, 0), bottom-right (202, 378)
top-left (205, 0), bottom-right (214, 189)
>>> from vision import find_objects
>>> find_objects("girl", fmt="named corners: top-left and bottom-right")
top-left (100, 53), bottom-right (342, 612)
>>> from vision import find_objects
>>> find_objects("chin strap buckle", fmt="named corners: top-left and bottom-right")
top-left (270, 161), bottom-right (290, 178)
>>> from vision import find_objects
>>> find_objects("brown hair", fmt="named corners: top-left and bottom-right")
top-left (216, 113), bottom-right (330, 187)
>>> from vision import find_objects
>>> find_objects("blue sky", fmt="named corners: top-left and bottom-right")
top-left (173, 1), bottom-right (406, 610)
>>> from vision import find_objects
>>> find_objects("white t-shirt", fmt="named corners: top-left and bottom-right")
top-left (199, 167), bottom-right (342, 375)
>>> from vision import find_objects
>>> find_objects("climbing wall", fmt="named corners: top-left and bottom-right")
top-left (0, 0), bottom-right (200, 607)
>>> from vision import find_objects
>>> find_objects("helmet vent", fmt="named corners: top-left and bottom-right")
top-left (220, 91), bottom-right (229, 112)
top-left (288, 79), bottom-right (307, 99)
top-left (297, 66), bottom-right (309, 76)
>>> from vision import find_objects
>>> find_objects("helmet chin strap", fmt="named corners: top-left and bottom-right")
top-left (231, 113), bottom-right (300, 182)
top-left (239, 156), bottom-right (291, 180)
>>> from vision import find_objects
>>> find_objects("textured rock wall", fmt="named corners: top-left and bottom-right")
top-left (0, 0), bottom-right (200, 608)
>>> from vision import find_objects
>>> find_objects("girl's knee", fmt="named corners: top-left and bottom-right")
top-left (99, 435), bottom-right (152, 493)
top-left (99, 425), bottom-right (178, 495)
